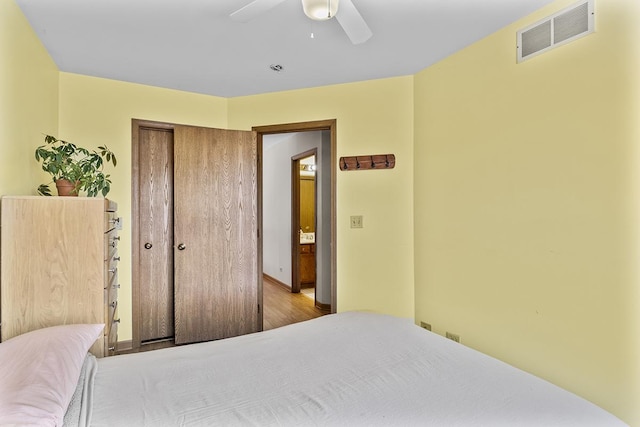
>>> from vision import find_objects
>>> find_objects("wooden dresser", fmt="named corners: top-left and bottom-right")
top-left (0, 196), bottom-right (120, 357)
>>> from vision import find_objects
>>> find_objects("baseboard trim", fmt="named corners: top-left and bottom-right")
top-left (264, 273), bottom-right (330, 312)
top-left (116, 339), bottom-right (133, 353)
top-left (316, 302), bottom-right (331, 312)
top-left (263, 273), bottom-right (291, 291)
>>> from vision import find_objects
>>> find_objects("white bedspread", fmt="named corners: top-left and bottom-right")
top-left (85, 312), bottom-right (625, 426)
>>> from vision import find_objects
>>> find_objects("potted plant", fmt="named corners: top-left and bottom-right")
top-left (35, 134), bottom-right (117, 197)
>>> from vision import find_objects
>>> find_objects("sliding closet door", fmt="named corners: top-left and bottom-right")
top-left (137, 127), bottom-right (175, 343)
top-left (173, 125), bottom-right (259, 344)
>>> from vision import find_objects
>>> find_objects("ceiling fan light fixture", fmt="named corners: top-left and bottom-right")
top-left (302, 0), bottom-right (339, 21)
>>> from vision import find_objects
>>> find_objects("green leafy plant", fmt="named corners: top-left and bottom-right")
top-left (35, 134), bottom-right (117, 197)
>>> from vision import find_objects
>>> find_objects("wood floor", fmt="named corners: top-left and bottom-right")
top-left (120, 276), bottom-right (326, 354)
top-left (263, 275), bottom-right (327, 331)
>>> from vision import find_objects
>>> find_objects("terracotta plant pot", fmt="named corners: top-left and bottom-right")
top-left (55, 179), bottom-right (79, 196)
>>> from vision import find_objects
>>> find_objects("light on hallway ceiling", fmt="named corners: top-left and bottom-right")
top-left (301, 0), bottom-right (339, 21)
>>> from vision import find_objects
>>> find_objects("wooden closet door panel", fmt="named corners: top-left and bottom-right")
top-left (173, 125), bottom-right (259, 344)
top-left (138, 127), bottom-right (175, 342)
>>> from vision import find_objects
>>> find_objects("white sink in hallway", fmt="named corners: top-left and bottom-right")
top-left (300, 232), bottom-right (315, 244)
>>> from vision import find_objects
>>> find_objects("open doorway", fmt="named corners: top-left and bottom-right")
top-left (256, 120), bottom-right (336, 330)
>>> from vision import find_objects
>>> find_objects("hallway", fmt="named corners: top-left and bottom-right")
top-left (263, 275), bottom-right (327, 331)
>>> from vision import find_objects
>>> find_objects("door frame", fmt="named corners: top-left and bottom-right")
top-left (254, 119), bottom-right (337, 313)
top-left (291, 148), bottom-right (318, 294)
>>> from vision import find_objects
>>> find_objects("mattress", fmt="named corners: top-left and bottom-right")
top-left (70, 311), bottom-right (624, 426)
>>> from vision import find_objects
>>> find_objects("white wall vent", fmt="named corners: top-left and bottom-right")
top-left (517, 0), bottom-right (594, 63)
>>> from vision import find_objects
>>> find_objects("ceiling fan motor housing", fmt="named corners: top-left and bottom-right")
top-left (302, 0), bottom-right (339, 21)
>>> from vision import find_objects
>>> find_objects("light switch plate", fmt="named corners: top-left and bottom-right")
top-left (350, 215), bottom-right (363, 228)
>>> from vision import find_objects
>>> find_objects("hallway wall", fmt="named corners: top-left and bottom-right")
top-left (262, 131), bottom-right (331, 305)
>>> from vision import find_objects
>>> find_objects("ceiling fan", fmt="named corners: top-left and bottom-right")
top-left (230, 0), bottom-right (373, 45)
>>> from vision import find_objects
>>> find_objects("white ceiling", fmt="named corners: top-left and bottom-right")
top-left (15, 0), bottom-right (555, 98)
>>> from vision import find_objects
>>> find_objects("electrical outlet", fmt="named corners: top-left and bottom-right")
top-left (420, 321), bottom-right (432, 331)
top-left (350, 215), bottom-right (363, 228)
top-left (445, 332), bottom-right (460, 343)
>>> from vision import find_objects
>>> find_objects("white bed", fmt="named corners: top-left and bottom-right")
top-left (0, 312), bottom-right (627, 426)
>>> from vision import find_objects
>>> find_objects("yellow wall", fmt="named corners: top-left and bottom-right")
top-left (413, 0), bottom-right (639, 424)
top-left (56, 74), bottom-right (415, 341)
top-left (0, 0), bottom-right (58, 195)
top-left (57, 73), bottom-right (229, 341)
top-left (4, 0), bottom-right (637, 422)
top-left (229, 78), bottom-right (415, 318)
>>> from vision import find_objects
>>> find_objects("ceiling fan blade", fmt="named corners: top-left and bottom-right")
top-left (230, 0), bottom-right (288, 22)
top-left (335, 0), bottom-right (372, 45)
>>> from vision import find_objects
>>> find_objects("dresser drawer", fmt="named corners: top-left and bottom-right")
top-left (104, 228), bottom-right (119, 260)
top-left (105, 282), bottom-right (118, 320)
top-left (105, 296), bottom-right (118, 328)
top-left (105, 320), bottom-right (118, 356)
top-left (105, 277), bottom-right (119, 304)
top-left (104, 211), bottom-right (119, 232)
top-left (107, 305), bottom-right (119, 355)
top-left (104, 258), bottom-right (118, 287)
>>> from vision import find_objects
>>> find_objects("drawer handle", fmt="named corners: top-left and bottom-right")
top-left (114, 318), bottom-right (120, 324)
top-left (113, 256), bottom-right (121, 261)
top-left (177, 243), bottom-right (186, 251)
top-left (108, 346), bottom-right (116, 352)
top-left (144, 243), bottom-right (152, 249)
top-left (110, 302), bottom-right (116, 308)
top-left (110, 241), bottom-right (118, 247)
top-left (112, 283), bottom-right (121, 289)
top-left (109, 218), bottom-right (120, 225)
top-left (109, 268), bottom-right (117, 274)
top-left (113, 236), bottom-right (120, 241)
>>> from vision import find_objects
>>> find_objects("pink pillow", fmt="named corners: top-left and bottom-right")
top-left (0, 324), bottom-right (104, 426)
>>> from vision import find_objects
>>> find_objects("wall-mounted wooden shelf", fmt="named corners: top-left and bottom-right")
top-left (339, 154), bottom-right (395, 171)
